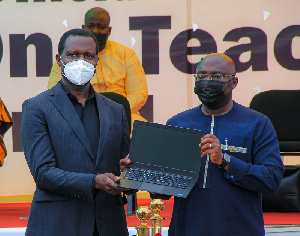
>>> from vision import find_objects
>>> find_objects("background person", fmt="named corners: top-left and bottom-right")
top-left (0, 97), bottom-right (13, 167)
top-left (152, 53), bottom-right (284, 236)
top-left (48, 7), bottom-right (148, 128)
top-left (21, 28), bottom-right (131, 236)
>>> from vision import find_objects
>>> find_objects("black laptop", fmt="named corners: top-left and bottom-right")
top-left (116, 121), bottom-right (205, 198)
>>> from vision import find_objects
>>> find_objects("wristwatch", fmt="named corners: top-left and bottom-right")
top-left (219, 153), bottom-right (231, 169)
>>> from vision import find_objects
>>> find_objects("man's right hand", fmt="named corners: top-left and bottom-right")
top-left (94, 173), bottom-right (129, 195)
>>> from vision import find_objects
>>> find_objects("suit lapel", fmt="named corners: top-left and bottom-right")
top-left (49, 83), bottom-right (95, 160)
top-left (95, 94), bottom-right (111, 166)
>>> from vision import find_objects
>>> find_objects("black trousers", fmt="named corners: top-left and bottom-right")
top-left (93, 222), bottom-right (99, 236)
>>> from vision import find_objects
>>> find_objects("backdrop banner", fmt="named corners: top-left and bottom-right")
top-left (0, 0), bottom-right (299, 196)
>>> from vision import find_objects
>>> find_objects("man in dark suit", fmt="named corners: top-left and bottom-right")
top-left (20, 28), bottom-right (131, 236)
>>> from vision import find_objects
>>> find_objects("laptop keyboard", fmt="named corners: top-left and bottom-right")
top-left (123, 168), bottom-right (192, 189)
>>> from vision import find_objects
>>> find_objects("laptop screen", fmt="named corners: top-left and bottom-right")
top-left (129, 121), bottom-right (205, 173)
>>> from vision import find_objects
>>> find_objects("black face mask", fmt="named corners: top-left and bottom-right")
top-left (92, 32), bottom-right (108, 48)
top-left (194, 80), bottom-right (229, 109)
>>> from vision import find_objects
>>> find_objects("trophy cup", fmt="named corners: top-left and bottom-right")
top-left (135, 206), bottom-right (152, 236)
top-left (150, 199), bottom-right (166, 236)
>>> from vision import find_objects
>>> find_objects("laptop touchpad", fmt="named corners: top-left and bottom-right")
top-left (141, 183), bottom-right (164, 193)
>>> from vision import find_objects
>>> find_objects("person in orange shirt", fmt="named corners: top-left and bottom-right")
top-left (48, 7), bottom-right (148, 128)
top-left (0, 98), bottom-right (13, 167)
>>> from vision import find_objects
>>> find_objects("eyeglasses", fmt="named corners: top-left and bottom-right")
top-left (194, 73), bottom-right (236, 81)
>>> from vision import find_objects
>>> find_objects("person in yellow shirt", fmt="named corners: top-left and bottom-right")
top-left (0, 98), bottom-right (13, 167)
top-left (48, 7), bottom-right (148, 128)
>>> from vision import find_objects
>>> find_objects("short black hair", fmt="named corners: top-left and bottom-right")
top-left (58, 28), bottom-right (99, 55)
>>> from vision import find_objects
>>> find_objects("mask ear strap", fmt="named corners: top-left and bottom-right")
top-left (61, 70), bottom-right (67, 80)
top-left (58, 56), bottom-right (68, 79)
top-left (59, 56), bottom-right (66, 67)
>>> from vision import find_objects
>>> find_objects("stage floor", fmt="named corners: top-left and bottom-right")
top-left (1, 226), bottom-right (300, 236)
top-left (1, 197), bottom-right (300, 235)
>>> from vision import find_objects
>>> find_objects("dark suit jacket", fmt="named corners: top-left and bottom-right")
top-left (20, 83), bottom-right (130, 236)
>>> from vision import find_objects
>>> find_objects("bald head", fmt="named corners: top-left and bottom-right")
top-left (194, 53), bottom-right (238, 113)
top-left (84, 7), bottom-right (110, 25)
top-left (197, 53), bottom-right (236, 75)
top-left (82, 7), bottom-right (112, 52)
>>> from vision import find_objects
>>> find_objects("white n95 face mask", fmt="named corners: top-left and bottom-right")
top-left (61, 59), bottom-right (96, 86)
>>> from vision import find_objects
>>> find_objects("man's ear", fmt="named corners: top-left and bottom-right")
top-left (232, 77), bottom-right (238, 89)
top-left (108, 26), bottom-right (112, 37)
top-left (56, 54), bottom-right (62, 68)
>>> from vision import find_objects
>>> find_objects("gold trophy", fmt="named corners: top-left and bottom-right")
top-left (135, 206), bottom-right (152, 236)
top-left (150, 199), bottom-right (166, 236)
